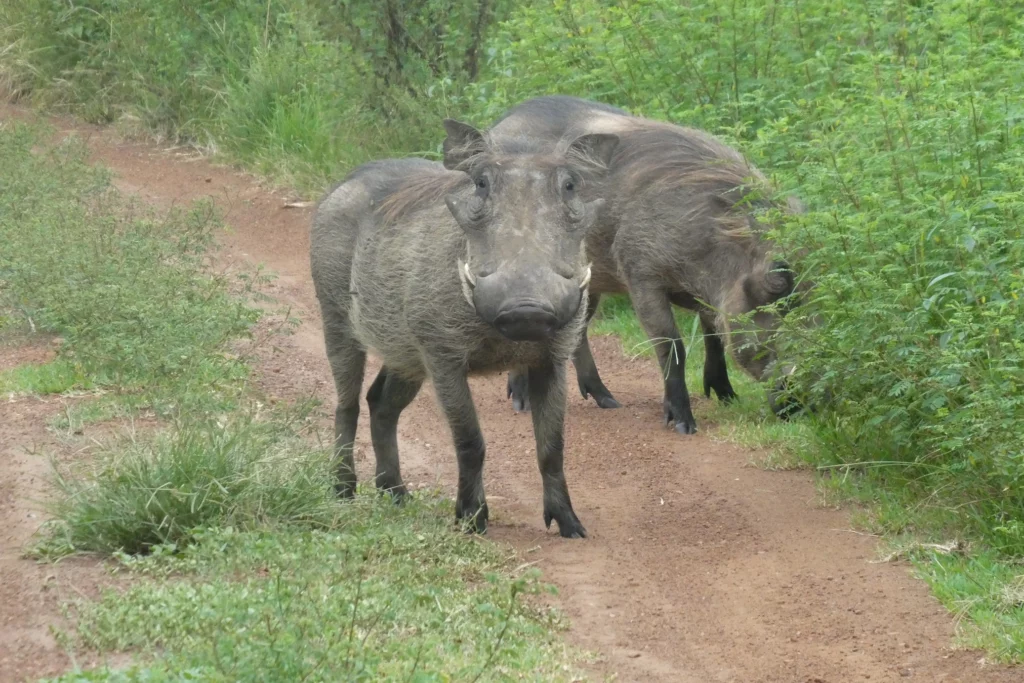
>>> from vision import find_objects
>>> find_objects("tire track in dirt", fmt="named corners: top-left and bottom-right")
top-left (2, 104), bottom-right (1018, 682)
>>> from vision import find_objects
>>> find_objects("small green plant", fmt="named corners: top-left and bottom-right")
top-left (0, 358), bottom-right (91, 396)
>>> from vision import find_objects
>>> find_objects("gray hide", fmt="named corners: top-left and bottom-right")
top-left (490, 96), bottom-right (803, 433)
top-left (310, 122), bottom-right (618, 537)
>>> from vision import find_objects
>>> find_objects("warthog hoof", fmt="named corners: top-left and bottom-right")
top-left (544, 506), bottom-right (587, 539)
top-left (379, 484), bottom-right (409, 504)
top-left (592, 393), bottom-right (622, 409)
top-left (512, 394), bottom-right (531, 413)
top-left (704, 377), bottom-right (739, 403)
top-left (507, 373), bottom-right (531, 413)
top-left (456, 499), bottom-right (489, 534)
top-left (663, 400), bottom-right (698, 435)
top-left (334, 482), bottom-right (356, 499)
top-left (578, 375), bottom-right (621, 409)
top-left (714, 386), bottom-right (739, 403)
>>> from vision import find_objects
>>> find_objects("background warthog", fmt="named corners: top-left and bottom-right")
top-left (491, 96), bottom-right (804, 434)
top-left (310, 119), bottom-right (618, 537)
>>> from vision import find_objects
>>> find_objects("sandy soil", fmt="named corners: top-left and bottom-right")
top-left (0, 104), bottom-right (1019, 682)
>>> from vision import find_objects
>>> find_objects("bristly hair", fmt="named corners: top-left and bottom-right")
top-left (377, 168), bottom-right (469, 225)
top-left (611, 122), bottom-right (791, 242)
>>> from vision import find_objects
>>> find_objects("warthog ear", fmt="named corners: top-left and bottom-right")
top-left (744, 260), bottom-right (795, 305)
top-left (766, 260), bottom-right (795, 296)
top-left (566, 133), bottom-right (619, 171)
top-left (442, 119), bottom-right (486, 171)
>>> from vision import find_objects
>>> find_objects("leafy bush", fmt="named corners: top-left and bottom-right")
top-left (455, 0), bottom-right (1024, 552)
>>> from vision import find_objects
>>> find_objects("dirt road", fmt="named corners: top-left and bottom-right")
top-left (1, 105), bottom-right (1018, 682)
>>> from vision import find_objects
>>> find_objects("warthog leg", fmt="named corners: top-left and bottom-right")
top-left (571, 294), bottom-right (621, 409)
top-left (431, 369), bottom-right (489, 533)
top-left (366, 366), bottom-right (422, 500)
top-left (321, 302), bottom-right (367, 498)
top-left (507, 368), bottom-right (531, 413)
top-left (630, 284), bottom-right (698, 435)
top-left (527, 359), bottom-right (587, 538)
top-left (700, 312), bottom-right (738, 402)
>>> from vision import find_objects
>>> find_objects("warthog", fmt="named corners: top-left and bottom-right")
top-left (310, 119), bottom-right (618, 537)
top-left (491, 96), bottom-right (803, 434)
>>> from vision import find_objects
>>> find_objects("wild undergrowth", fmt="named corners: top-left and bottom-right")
top-left (0, 0), bottom-right (516, 191)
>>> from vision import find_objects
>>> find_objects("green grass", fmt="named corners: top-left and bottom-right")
top-left (916, 552), bottom-right (1024, 663)
top-left (45, 507), bottom-right (582, 682)
top-left (37, 403), bottom-right (340, 558)
top-left (0, 122), bottom-right (261, 418)
top-left (0, 358), bottom-right (93, 396)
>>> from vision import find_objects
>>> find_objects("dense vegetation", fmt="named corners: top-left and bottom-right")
top-left (2, 0), bottom-right (1022, 661)
top-left (0, 0), bottom-right (513, 185)
top-left (457, 0), bottom-right (1024, 561)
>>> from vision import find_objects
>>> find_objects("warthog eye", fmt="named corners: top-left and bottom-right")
top-left (563, 179), bottom-right (575, 192)
top-left (476, 177), bottom-right (488, 190)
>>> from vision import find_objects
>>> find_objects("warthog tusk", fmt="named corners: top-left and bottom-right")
top-left (579, 265), bottom-right (592, 290)
top-left (463, 262), bottom-right (477, 288)
top-left (786, 364), bottom-right (798, 376)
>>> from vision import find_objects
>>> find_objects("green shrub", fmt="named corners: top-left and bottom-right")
top-left (459, 0), bottom-right (1024, 555)
top-left (0, 0), bottom-right (516, 189)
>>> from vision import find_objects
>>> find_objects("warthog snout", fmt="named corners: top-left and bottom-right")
top-left (493, 303), bottom-right (559, 341)
top-left (461, 262), bottom-right (590, 341)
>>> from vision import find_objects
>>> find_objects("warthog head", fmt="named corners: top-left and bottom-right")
top-left (442, 120), bottom-right (618, 342)
top-left (727, 257), bottom-right (799, 381)
top-left (712, 191), bottom-right (810, 396)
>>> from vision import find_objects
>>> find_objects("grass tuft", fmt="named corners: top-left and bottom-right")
top-left (39, 403), bottom-right (339, 557)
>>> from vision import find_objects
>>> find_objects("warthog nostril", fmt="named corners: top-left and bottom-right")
top-left (493, 304), bottom-right (559, 342)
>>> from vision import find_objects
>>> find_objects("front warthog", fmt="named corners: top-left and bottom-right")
top-left (492, 96), bottom-right (804, 434)
top-left (310, 120), bottom-right (618, 537)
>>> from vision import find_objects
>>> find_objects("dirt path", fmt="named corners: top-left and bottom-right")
top-left (1, 105), bottom-right (1019, 682)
